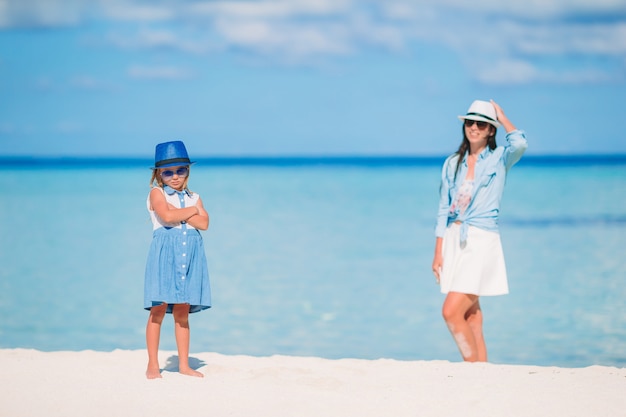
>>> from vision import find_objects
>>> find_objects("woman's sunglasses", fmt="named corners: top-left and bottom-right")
top-left (160, 167), bottom-right (189, 180)
top-left (464, 119), bottom-right (490, 129)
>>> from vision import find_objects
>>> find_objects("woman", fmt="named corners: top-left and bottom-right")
top-left (432, 100), bottom-right (527, 362)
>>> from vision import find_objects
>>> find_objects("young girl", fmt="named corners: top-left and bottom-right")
top-left (144, 140), bottom-right (211, 379)
top-left (432, 100), bottom-right (527, 362)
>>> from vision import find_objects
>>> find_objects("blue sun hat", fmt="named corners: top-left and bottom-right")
top-left (152, 140), bottom-right (194, 168)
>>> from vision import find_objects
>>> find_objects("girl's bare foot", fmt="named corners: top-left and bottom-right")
top-left (146, 366), bottom-right (162, 379)
top-left (179, 367), bottom-right (204, 378)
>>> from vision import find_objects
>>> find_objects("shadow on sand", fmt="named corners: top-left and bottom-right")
top-left (163, 355), bottom-right (206, 373)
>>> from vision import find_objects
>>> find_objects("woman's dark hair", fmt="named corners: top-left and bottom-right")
top-left (453, 124), bottom-right (497, 180)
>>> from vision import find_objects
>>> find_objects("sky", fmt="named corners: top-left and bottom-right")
top-left (1, 0), bottom-right (625, 157)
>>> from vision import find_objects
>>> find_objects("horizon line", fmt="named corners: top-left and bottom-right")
top-left (1, 153), bottom-right (625, 167)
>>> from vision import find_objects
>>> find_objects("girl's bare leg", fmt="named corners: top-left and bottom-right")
top-left (465, 300), bottom-right (487, 361)
top-left (172, 304), bottom-right (204, 377)
top-left (146, 303), bottom-right (168, 379)
top-left (442, 292), bottom-right (482, 362)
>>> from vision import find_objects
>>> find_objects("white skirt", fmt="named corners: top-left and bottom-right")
top-left (440, 223), bottom-right (509, 296)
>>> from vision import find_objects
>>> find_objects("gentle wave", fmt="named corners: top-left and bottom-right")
top-left (504, 215), bottom-right (626, 227)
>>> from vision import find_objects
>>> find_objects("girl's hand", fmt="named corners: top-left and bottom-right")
top-left (185, 197), bottom-right (209, 230)
top-left (149, 187), bottom-right (198, 224)
top-left (168, 202), bottom-right (198, 215)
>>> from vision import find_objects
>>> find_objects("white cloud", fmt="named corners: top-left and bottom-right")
top-left (99, 1), bottom-right (173, 22)
top-left (127, 64), bottom-right (193, 80)
top-left (70, 75), bottom-right (120, 91)
top-left (213, 18), bottom-right (353, 58)
top-left (188, 0), bottom-right (351, 20)
top-left (2, 0), bottom-right (625, 84)
top-left (494, 21), bottom-right (626, 57)
top-left (108, 28), bottom-right (212, 54)
top-left (0, 0), bottom-right (87, 28)
top-left (415, 0), bottom-right (626, 20)
top-left (474, 59), bottom-right (540, 85)
top-left (472, 57), bottom-right (618, 85)
top-left (546, 69), bottom-right (616, 84)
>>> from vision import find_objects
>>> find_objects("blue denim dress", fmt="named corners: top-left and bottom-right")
top-left (144, 186), bottom-right (211, 314)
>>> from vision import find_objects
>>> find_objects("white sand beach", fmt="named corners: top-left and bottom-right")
top-left (1, 349), bottom-right (624, 417)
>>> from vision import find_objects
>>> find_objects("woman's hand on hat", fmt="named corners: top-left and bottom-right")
top-left (490, 99), bottom-right (504, 119)
top-left (490, 99), bottom-right (516, 133)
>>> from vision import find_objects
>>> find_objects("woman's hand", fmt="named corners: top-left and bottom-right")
top-left (432, 237), bottom-right (443, 284)
top-left (491, 99), bottom-right (517, 133)
top-left (432, 256), bottom-right (442, 284)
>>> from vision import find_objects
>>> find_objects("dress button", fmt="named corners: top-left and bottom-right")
top-left (182, 265), bottom-right (186, 269)
top-left (183, 242), bottom-right (186, 245)
top-left (181, 275), bottom-right (185, 280)
top-left (183, 253), bottom-right (186, 257)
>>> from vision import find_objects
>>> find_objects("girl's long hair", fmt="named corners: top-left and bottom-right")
top-left (453, 124), bottom-right (497, 180)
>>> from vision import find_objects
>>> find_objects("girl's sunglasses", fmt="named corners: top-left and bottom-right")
top-left (464, 119), bottom-right (490, 129)
top-left (160, 167), bottom-right (189, 180)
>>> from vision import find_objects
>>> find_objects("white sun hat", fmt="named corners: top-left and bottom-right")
top-left (458, 100), bottom-right (500, 128)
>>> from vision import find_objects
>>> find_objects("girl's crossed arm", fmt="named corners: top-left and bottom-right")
top-left (149, 187), bottom-right (198, 225)
top-left (185, 197), bottom-right (209, 230)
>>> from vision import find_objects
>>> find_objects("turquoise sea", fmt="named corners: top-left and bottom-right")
top-left (1, 156), bottom-right (625, 368)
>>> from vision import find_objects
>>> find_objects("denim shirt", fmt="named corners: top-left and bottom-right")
top-left (435, 129), bottom-right (528, 243)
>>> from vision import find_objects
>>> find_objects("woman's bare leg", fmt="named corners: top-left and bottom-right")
top-left (465, 300), bottom-right (487, 361)
top-left (442, 292), bottom-right (482, 362)
top-left (172, 304), bottom-right (203, 377)
top-left (146, 303), bottom-right (167, 379)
